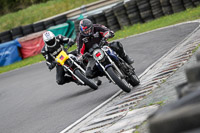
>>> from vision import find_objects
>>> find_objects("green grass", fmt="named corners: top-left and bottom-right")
top-left (1, 6), bottom-right (200, 74)
top-left (192, 43), bottom-right (200, 53)
top-left (148, 101), bottom-right (165, 106)
top-left (0, 0), bottom-right (98, 32)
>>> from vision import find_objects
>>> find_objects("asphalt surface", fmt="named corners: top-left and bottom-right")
top-left (0, 22), bottom-right (199, 133)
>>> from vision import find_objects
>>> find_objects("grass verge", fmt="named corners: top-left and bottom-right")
top-left (0, 0), bottom-right (98, 32)
top-left (1, 6), bottom-right (200, 74)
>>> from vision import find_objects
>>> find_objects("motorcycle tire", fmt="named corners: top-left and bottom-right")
top-left (106, 67), bottom-right (131, 93)
top-left (74, 69), bottom-right (98, 90)
top-left (128, 72), bottom-right (140, 87)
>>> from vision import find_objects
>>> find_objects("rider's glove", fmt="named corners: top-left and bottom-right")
top-left (68, 38), bottom-right (75, 47)
top-left (48, 61), bottom-right (56, 70)
top-left (103, 31), bottom-right (114, 39)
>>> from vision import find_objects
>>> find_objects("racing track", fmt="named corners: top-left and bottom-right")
top-left (0, 22), bottom-right (199, 133)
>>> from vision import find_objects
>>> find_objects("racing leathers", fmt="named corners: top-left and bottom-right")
top-left (77, 24), bottom-right (133, 78)
top-left (41, 35), bottom-right (76, 85)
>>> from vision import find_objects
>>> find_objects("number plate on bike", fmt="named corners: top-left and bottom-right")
top-left (55, 50), bottom-right (69, 65)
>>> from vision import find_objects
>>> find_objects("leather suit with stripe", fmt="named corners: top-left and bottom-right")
top-left (77, 24), bottom-right (132, 78)
top-left (41, 35), bottom-right (76, 85)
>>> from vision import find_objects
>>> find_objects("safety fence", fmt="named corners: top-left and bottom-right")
top-left (0, 20), bottom-right (75, 66)
top-left (0, 15), bottom-right (67, 44)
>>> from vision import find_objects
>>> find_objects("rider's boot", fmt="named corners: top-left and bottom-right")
top-left (121, 54), bottom-right (134, 65)
top-left (119, 47), bottom-right (134, 65)
top-left (109, 41), bottom-right (134, 65)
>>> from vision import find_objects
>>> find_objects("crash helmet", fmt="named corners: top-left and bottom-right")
top-left (79, 19), bottom-right (94, 37)
top-left (43, 31), bottom-right (56, 47)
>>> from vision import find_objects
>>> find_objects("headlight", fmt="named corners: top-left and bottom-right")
top-left (93, 49), bottom-right (104, 61)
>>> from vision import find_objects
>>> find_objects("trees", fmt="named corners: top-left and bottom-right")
top-left (0, 0), bottom-right (49, 16)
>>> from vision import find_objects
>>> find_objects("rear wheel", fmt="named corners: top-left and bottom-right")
top-left (127, 72), bottom-right (140, 87)
top-left (106, 67), bottom-right (131, 93)
top-left (74, 69), bottom-right (98, 90)
top-left (118, 58), bottom-right (140, 87)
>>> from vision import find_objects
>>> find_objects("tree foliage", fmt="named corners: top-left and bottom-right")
top-left (0, 0), bottom-right (49, 15)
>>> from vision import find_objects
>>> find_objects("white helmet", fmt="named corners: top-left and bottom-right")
top-left (43, 31), bottom-right (56, 47)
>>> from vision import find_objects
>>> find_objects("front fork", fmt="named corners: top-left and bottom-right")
top-left (96, 51), bottom-right (125, 84)
top-left (104, 52), bottom-right (124, 78)
top-left (63, 58), bottom-right (85, 85)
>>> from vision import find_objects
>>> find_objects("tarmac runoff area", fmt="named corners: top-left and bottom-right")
top-left (60, 20), bottom-right (200, 133)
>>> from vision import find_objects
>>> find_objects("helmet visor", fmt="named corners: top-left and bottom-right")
top-left (83, 28), bottom-right (92, 36)
top-left (81, 26), bottom-right (93, 36)
top-left (46, 38), bottom-right (55, 46)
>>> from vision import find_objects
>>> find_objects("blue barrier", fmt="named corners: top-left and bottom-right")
top-left (0, 39), bottom-right (22, 67)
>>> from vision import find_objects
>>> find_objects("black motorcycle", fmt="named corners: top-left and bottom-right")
top-left (83, 38), bottom-right (140, 93)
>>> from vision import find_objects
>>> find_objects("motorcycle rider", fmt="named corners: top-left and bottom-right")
top-left (77, 18), bottom-right (134, 80)
top-left (41, 31), bottom-right (77, 85)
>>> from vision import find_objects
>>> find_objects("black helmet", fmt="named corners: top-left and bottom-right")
top-left (79, 19), bottom-right (94, 37)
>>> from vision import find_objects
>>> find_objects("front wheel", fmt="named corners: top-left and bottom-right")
top-left (74, 69), bottom-right (98, 90)
top-left (106, 67), bottom-right (131, 93)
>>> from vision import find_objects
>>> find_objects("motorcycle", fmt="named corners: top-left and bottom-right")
top-left (51, 44), bottom-right (98, 90)
top-left (83, 38), bottom-right (140, 93)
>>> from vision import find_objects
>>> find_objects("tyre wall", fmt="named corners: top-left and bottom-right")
top-left (0, 15), bottom-right (67, 43)
top-left (83, 0), bottom-right (199, 32)
top-left (1, 0), bottom-right (200, 43)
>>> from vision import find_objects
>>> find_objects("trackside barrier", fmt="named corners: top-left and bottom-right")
top-left (0, 20), bottom-right (75, 66)
top-left (73, 0), bottom-right (200, 37)
top-left (18, 30), bottom-right (46, 59)
top-left (1, 0), bottom-right (200, 44)
top-left (0, 0), bottom-right (121, 44)
top-left (0, 39), bottom-right (22, 66)
top-left (47, 20), bottom-right (76, 40)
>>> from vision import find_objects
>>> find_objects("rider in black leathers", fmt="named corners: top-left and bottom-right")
top-left (41, 31), bottom-right (77, 85)
top-left (77, 19), bottom-right (134, 79)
